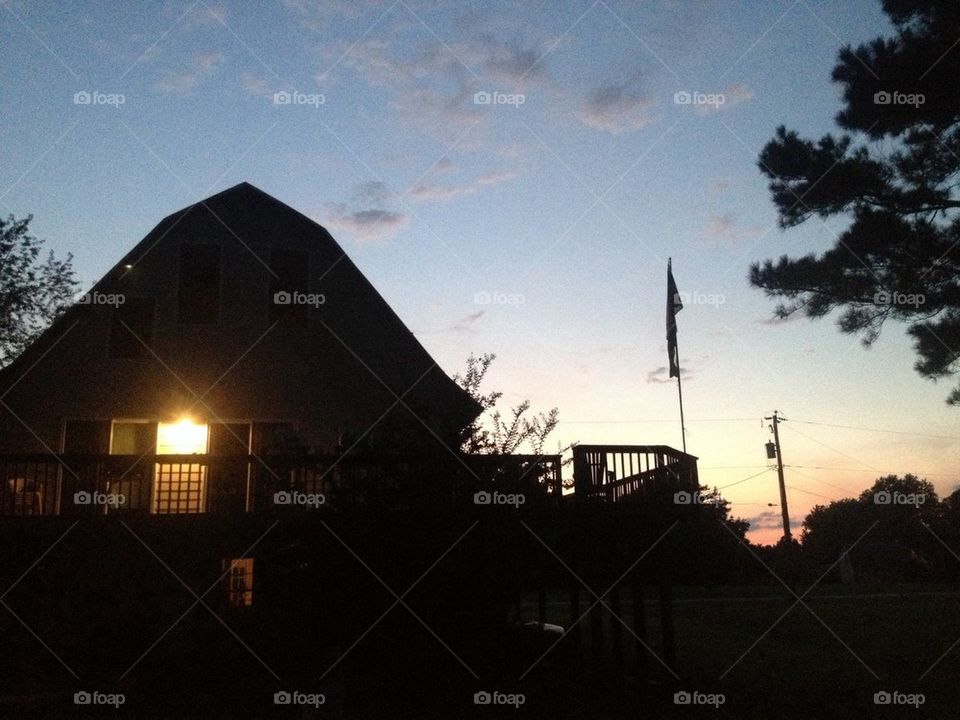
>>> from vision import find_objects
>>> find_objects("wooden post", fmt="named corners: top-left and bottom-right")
top-left (610, 583), bottom-right (624, 682)
top-left (569, 580), bottom-right (581, 649)
top-left (658, 582), bottom-right (676, 671)
top-left (590, 590), bottom-right (604, 675)
top-left (631, 572), bottom-right (648, 680)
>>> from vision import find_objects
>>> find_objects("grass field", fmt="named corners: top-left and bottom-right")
top-left (520, 584), bottom-right (960, 718)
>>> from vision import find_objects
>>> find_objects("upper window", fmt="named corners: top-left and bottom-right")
top-left (178, 243), bottom-right (221, 324)
top-left (63, 420), bottom-right (110, 454)
top-left (109, 421), bottom-right (157, 455)
top-left (109, 299), bottom-right (155, 358)
top-left (269, 249), bottom-right (309, 327)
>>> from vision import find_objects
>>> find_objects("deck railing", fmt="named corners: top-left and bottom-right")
top-left (0, 451), bottom-right (565, 516)
top-left (572, 445), bottom-right (698, 503)
top-left (0, 446), bottom-right (694, 515)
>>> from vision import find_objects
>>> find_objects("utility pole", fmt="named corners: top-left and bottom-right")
top-left (764, 411), bottom-right (791, 541)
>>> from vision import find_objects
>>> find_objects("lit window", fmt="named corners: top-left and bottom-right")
top-left (157, 420), bottom-right (208, 454)
top-left (154, 420), bottom-right (209, 513)
top-left (3, 478), bottom-right (45, 515)
top-left (223, 558), bottom-right (254, 607)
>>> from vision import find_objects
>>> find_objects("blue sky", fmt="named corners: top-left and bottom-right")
top-left (2, 0), bottom-right (957, 542)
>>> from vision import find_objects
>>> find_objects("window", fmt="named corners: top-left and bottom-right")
top-left (178, 243), bottom-right (220, 324)
top-left (156, 420), bottom-right (208, 455)
top-left (109, 298), bottom-right (154, 358)
top-left (223, 558), bottom-right (254, 607)
top-left (63, 420), bottom-right (110, 454)
top-left (106, 421), bottom-right (156, 511)
top-left (208, 424), bottom-right (251, 513)
top-left (253, 422), bottom-right (299, 455)
top-left (3, 478), bottom-right (46, 515)
top-left (110, 421), bottom-right (157, 455)
top-left (154, 420), bottom-right (209, 514)
top-left (269, 249), bottom-right (309, 327)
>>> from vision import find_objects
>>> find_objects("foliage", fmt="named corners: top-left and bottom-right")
top-left (454, 352), bottom-right (564, 455)
top-left (752, 0), bottom-right (960, 402)
top-left (0, 214), bottom-right (77, 367)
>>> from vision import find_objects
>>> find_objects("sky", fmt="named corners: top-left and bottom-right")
top-left (1, 0), bottom-right (957, 544)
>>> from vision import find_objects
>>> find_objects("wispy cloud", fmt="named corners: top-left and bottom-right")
top-left (697, 213), bottom-right (763, 248)
top-left (646, 365), bottom-right (691, 384)
top-left (160, 1), bottom-right (228, 27)
top-left (576, 77), bottom-right (655, 134)
top-left (240, 72), bottom-right (271, 97)
top-left (408, 169), bottom-right (518, 202)
top-left (154, 52), bottom-right (223, 92)
top-left (450, 309), bottom-right (485, 333)
top-left (694, 82), bottom-right (754, 116)
top-left (324, 181), bottom-right (408, 243)
top-left (317, 33), bottom-right (554, 142)
top-left (743, 510), bottom-right (789, 531)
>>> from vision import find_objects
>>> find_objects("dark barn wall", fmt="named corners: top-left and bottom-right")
top-left (0, 184), bottom-right (477, 454)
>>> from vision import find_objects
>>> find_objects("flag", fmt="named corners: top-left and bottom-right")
top-left (666, 258), bottom-right (683, 378)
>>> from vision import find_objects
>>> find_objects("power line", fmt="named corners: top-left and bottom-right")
top-left (786, 485), bottom-right (839, 502)
top-left (782, 423), bottom-right (883, 474)
top-left (716, 467), bottom-right (772, 491)
top-left (784, 467), bottom-right (852, 495)
top-left (558, 417), bottom-right (757, 424)
top-left (790, 418), bottom-right (960, 441)
top-left (787, 464), bottom-right (958, 477)
top-left (705, 466), bottom-right (771, 470)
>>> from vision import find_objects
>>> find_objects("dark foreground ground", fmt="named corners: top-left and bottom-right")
top-left (2, 583), bottom-right (958, 719)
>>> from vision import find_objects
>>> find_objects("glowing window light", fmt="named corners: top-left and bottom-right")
top-left (156, 420), bottom-right (208, 455)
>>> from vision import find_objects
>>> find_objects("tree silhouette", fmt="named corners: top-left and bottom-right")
top-left (801, 473), bottom-right (943, 580)
top-left (752, 0), bottom-right (960, 402)
top-left (0, 214), bottom-right (77, 367)
top-left (454, 352), bottom-right (562, 455)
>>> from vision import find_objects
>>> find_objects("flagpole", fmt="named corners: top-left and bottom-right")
top-left (666, 257), bottom-right (687, 454)
top-left (675, 336), bottom-right (687, 453)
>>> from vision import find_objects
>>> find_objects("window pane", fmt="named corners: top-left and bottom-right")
top-left (178, 243), bottom-right (220, 324)
top-left (110, 422), bottom-right (157, 455)
top-left (223, 558), bottom-right (254, 606)
top-left (269, 249), bottom-right (309, 327)
top-left (63, 420), bottom-right (110, 454)
top-left (156, 421), bottom-right (208, 454)
top-left (109, 298), bottom-right (154, 358)
top-left (209, 423), bottom-right (250, 455)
